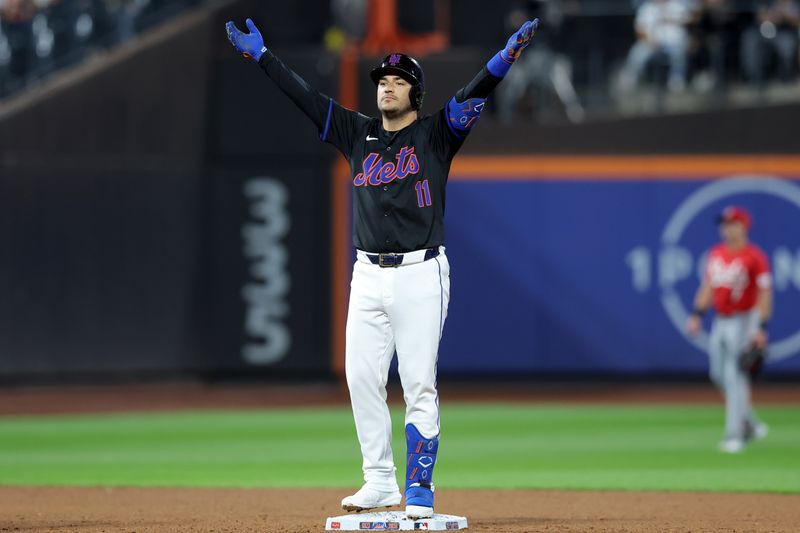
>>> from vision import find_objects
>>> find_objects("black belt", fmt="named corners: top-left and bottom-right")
top-left (366, 248), bottom-right (440, 268)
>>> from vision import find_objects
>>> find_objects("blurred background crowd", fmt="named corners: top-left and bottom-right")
top-left (496, 0), bottom-right (800, 121)
top-left (619, 0), bottom-right (799, 92)
top-left (0, 0), bottom-right (798, 118)
top-left (0, 0), bottom-right (199, 96)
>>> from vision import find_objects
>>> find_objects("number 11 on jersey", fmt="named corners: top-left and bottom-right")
top-left (415, 179), bottom-right (432, 208)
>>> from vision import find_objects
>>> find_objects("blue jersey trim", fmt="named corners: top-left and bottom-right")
top-left (320, 98), bottom-right (333, 141)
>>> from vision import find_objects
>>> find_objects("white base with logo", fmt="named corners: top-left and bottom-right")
top-left (325, 511), bottom-right (468, 530)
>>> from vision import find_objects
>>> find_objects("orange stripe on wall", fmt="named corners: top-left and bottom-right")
top-left (450, 155), bottom-right (800, 180)
top-left (331, 45), bottom-right (359, 382)
top-left (331, 159), bottom-right (351, 381)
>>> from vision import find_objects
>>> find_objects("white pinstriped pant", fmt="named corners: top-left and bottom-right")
top-left (344, 247), bottom-right (450, 490)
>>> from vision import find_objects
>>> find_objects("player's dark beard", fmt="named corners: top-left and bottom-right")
top-left (381, 103), bottom-right (414, 121)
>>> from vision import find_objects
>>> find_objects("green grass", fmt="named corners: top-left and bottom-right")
top-left (0, 404), bottom-right (798, 493)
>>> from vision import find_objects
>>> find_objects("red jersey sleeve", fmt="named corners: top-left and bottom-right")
top-left (751, 246), bottom-right (772, 289)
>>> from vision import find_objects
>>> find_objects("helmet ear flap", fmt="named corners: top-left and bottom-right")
top-left (410, 84), bottom-right (425, 110)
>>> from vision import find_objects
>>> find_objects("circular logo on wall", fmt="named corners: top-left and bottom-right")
top-left (659, 176), bottom-right (800, 361)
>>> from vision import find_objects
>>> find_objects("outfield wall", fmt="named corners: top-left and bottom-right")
top-left (432, 157), bottom-right (800, 376)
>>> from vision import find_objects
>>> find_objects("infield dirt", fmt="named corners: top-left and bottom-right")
top-left (2, 486), bottom-right (799, 532)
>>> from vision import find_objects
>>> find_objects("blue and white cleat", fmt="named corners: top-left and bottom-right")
top-left (405, 482), bottom-right (435, 519)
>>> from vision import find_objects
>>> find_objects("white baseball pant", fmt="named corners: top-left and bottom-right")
top-left (345, 247), bottom-right (449, 491)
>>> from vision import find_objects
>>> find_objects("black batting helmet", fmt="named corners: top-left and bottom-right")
top-left (370, 53), bottom-right (426, 110)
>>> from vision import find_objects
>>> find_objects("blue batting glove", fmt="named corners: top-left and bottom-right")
top-left (487, 18), bottom-right (538, 77)
top-left (226, 18), bottom-right (267, 61)
top-left (501, 19), bottom-right (538, 63)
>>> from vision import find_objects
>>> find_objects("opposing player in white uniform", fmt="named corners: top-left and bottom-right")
top-left (687, 206), bottom-right (772, 453)
top-left (226, 15), bottom-right (539, 518)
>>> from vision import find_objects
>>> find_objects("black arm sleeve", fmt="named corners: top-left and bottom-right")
top-left (454, 66), bottom-right (502, 102)
top-left (257, 49), bottom-right (330, 130)
top-left (257, 49), bottom-right (369, 156)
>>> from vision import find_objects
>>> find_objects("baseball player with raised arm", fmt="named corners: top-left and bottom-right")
top-left (686, 206), bottom-right (772, 454)
top-left (226, 16), bottom-right (538, 518)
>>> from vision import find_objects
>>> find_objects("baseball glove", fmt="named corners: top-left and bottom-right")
top-left (739, 344), bottom-right (766, 377)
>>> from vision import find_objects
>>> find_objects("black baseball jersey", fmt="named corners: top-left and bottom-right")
top-left (258, 51), bottom-right (500, 253)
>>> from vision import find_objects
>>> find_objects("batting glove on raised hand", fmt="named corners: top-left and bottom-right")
top-left (487, 18), bottom-right (539, 78)
top-left (226, 18), bottom-right (267, 61)
top-left (500, 19), bottom-right (539, 64)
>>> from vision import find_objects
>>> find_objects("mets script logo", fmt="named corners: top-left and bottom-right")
top-left (353, 147), bottom-right (420, 187)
